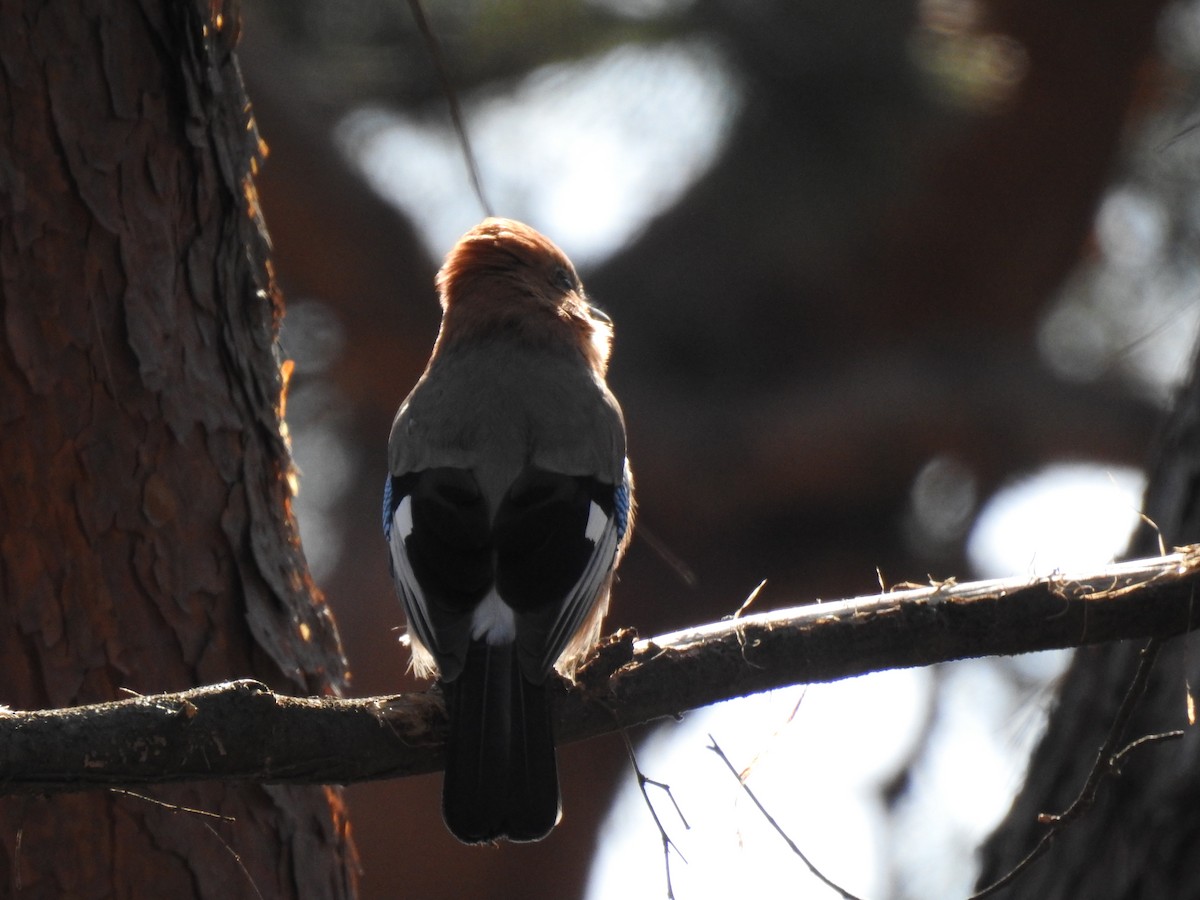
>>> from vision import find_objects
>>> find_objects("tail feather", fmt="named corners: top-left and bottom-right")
top-left (442, 641), bottom-right (561, 843)
top-left (506, 670), bottom-right (560, 840)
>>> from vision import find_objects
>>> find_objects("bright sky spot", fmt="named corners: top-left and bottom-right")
top-left (289, 419), bottom-right (355, 582)
top-left (1096, 188), bottom-right (1167, 268)
top-left (586, 670), bottom-right (930, 900)
top-left (590, 459), bottom-right (1141, 899)
top-left (1038, 178), bottom-right (1200, 405)
top-left (584, 0), bottom-right (696, 20)
top-left (337, 40), bottom-right (741, 267)
top-left (890, 652), bottom-right (1068, 897)
top-left (281, 300), bottom-right (357, 583)
top-left (966, 463), bottom-right (1146, 578)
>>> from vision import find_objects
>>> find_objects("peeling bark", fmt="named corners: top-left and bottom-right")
top-left (0, 1), bottom-right (355, 896)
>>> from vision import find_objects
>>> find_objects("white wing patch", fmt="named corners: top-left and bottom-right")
top-left (389, 497), bottom-right (438, 678)
top-left (471, 588), bottom-right (516, 644)
top-left (539, 505), bottom-right (620, 674)
top-left (584, 499), bottom-right (608, 543)
top-left (394, 492), bottom-right (413, 538)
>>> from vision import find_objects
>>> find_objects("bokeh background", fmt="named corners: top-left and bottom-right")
top-left (237, 1), bottom-right (1200, 896)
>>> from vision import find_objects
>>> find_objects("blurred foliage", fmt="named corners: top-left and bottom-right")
top-left (254, 0), bottom-right (677, 105)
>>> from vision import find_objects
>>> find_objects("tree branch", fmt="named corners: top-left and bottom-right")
top-left (3, 547), bottom-right (1199, 795)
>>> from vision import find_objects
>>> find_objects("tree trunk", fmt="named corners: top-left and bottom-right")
top-left (0, 1), bottom-right (356, 896)
top-left (977, 338), bottom-right (1200, 896)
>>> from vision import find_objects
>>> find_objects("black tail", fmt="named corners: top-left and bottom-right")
top-left (441, 641), bottom-right (561, 843)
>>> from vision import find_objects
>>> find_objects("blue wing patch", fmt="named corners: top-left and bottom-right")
top-left (383, 473), bottom-right (397, 540)
top-left (614, 467), bottom-right (632, 541)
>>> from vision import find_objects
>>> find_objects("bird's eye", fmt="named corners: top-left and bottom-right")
top-left (552, 266), bottom-right (576, 293)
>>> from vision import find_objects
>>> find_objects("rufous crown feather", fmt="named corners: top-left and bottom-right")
top-left (432, 218), bottom-right (613, 374)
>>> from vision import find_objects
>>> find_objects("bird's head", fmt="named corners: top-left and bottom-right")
top-left (433, 218), bottom-right (613, 373)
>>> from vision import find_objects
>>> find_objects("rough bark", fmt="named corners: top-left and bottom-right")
top-left (0, 1), bottom-right (354, 896)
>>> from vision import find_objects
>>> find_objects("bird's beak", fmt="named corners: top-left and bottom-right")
top-left (587, 303), bottom-right (613, 326)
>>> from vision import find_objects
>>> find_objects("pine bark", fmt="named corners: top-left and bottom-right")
top-left (0, 1), bottom-right (355, 896)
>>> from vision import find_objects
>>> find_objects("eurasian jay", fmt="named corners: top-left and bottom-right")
top-left (383, 218), bottom-right (634, 843)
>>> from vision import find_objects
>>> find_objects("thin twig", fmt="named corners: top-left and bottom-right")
top-left (736, 689), bottom-right (805, 781)
top-left (199, 819), bottom-right (267, 900)
top-left (1156, 117), bottom-right (1200, 152)
top-left (111, 788), bottom-right (265, 900)
top-left (637, 524), bottom-right (699, 588)
top-left (1110, 729), bottom-right (1185, 770)
top-left (616, 727), bottom-right (688, 899)
top-left (12, 826), bottom-right (21, 893)
top-left (109, 788), bottom-right (237, 821)
top-left (968, 638), bottom-right (1164, 899)
top-left (707, 735), bottom-right (865, 900)
top-left (406, 0), bottom-right (495, 217)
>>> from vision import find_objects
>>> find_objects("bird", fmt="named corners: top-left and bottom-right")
top-left (383, 218), bottom-right (634, 843)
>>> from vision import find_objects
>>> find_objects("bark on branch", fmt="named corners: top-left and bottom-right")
top-left (3, 547), bottom-right (1199, 795)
